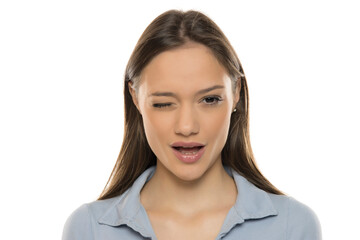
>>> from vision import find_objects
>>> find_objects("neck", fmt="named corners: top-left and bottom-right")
top-left (140, 160), bottom-right (237, 216)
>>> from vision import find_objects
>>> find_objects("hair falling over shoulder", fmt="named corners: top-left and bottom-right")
top-left (98, 9), bottom-right (284, 200)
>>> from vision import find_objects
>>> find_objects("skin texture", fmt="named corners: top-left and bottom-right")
top-left (129, 42), bottom-right (240, 240)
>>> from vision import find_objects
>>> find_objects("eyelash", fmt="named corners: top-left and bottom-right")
top-left (152, 96), bottom-right (223, 109)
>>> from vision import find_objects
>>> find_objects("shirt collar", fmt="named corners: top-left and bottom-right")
top-left (225, 166), bottom-right (278, 219)
top-left (97, 166), bottom-right (156, 238)
top-left (98, 166), bottom-right (277, 238)
top-left (217, 166), bottom-right (278, 238)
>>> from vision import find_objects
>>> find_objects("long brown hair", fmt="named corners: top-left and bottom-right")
top-left (98, 9), bottom-right (283, 200)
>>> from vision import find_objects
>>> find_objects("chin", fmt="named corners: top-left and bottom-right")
top-left (169, 162), bottom-right (214, 183)
top-left (175, 171), bottom-right (203, 182)
top-left (156, 150), bottom-right (221, 182)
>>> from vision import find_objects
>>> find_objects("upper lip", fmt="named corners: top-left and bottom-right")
top-left (170, 142), bottom-right (205, 148)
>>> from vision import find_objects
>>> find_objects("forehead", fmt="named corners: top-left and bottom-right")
top-left (139, 43), bottom-right (230, 93)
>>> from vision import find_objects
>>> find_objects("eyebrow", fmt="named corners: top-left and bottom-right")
top-left (148, 85), bottom-right (225, 97)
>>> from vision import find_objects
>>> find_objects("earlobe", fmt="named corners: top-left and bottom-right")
top-left (128, 81), bottom-right (141, 114)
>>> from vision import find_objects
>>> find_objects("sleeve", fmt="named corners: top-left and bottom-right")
top-left (286, 197), bottom-right (322, 240)
top-left (62, 204), bottom-right (94, 240)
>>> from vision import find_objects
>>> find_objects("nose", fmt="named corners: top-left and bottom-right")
top-left (174, 104), bottom-right (200, 137)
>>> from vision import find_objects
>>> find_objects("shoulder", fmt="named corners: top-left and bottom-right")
top-left (62, 197), bottom-right (119, 240)
top-left (62, 203), bottom-right (94, 240)
top-left (268, 194), bottom-right (322, 239)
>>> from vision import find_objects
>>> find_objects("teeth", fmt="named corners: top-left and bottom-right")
top-left (179, 150), bottom-right (198, 155)
top-left (173, 146), bottom-right (203, 155)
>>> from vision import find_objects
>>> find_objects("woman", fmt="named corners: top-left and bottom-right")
top-left (62, 9), bottom-right (321, 240)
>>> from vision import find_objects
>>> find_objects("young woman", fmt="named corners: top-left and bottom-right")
top-left (62, 9), bottom-right (321, 240)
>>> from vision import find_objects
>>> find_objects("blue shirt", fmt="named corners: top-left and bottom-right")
top-left (62, 166), bottom-right (322, 239)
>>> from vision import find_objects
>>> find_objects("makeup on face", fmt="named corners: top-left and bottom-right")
top-left (130, 42), bottom-right (237, 181)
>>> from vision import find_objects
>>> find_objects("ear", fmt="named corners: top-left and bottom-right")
top-left (128, 81), bottom-right (141, 114)
top-left (233, 77), bottom-right (241, 109)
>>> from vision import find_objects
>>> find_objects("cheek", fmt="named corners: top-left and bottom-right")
top-left (201, 107), bottom-right (232, 145)
top-left (141, 109), bottom-right (173, 152)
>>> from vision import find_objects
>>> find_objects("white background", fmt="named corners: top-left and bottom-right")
top-left (0, 0), bottom-right (359, 239)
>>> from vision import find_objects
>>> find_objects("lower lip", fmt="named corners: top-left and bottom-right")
top-left (171, 146), bottom-right (206, 164)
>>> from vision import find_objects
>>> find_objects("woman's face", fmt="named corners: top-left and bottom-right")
top-left (129, 42), bottom-right (240, 181)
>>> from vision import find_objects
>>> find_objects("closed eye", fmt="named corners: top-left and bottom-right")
top-left (153, 103), bottom-right (172, 108)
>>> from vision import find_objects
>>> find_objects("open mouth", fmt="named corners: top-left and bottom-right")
top-left (172, 146), bottom-right (204, 155)
top-left (170, 142), bottom-right (206, 163)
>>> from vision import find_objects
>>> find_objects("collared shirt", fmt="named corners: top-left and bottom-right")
top-left (62, 166), bottom-right (321, 239)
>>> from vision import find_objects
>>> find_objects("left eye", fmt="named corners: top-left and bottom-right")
top-left (202, 96), bottom-right (222, 105)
